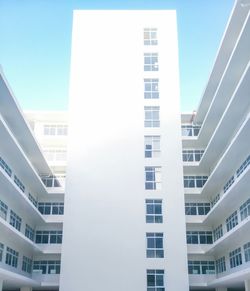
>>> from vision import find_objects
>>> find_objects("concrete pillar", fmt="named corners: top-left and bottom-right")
top-left (0, 279), bottom-right (3, 291)
top-left (20, 287), bottom-right (32, 291)
top-left (216, 287), bottom-right (227, 291)
top-left (245, 279), bottom-right (250, 291)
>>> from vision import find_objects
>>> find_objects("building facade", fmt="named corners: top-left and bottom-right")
top-left (0, 0), bottom-right (249, 290)
top-left (60, 9), bottom-right (189, 291)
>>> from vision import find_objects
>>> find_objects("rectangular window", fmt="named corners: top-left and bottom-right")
top-left (33, 260), bottom-right (47, 274)
top-left (28, 193), bottom-right (37, 208)
top-left (146, 199), bottom-right (163, 223)
top-left (223, 176), bottom-right (235, 193)
top-left (183, 176), bottom-right (208, 188)
top-left (188, 261), bottom-right (215, 275)
top-left (22, 256), bottom-right (32, 274)
top-left (144, 106), bottom-right (160, 128)
top-left (229, 248), bottom-right (242, 268)
top-left (44, 149), bottom-right (67, 162)
top-left (185, 203), bottom-right (210, 215)
top-left (41, 175), bottom-right (64, 188)
top-left (0, 199), bottom-right (8, 220)
top-left (14, 175), bottom-right (25, 193)
top-left (244, 242), bottom-right (250, 262)
top-left (181, 125), bottom-right (201, 137)
top-left (144, 28), bottom-right (158, 45)
top-left (5, 247), bottom-right (18, 268)
top-left (186, 231), bottom-right (213, 244)
top-left (240, 198), bottom-right (250, 221)
top-left (48, 260), bottom-right (61, 274)
top-left (9, 210), bottom-right (22, 231)
top-left (25, 224), bottom-right (35, 241)
top-left (145, 167), bottom-right (161, 190)
top-left (147, 269), bottom-right (165, 291)
top-left (182, 150), bottom-right (204, 162)
top-left (38, 202), bottom-right (64, 215)
top-left (146, 233), bottom-right (164, 258)
top-left (144, 53), bottom-right (159, 71)
top-left (0, 156), bottom-right (12, 177)
top-left (236, 155), bottom-right (250, 178)
top-left (35, 230), bottom-right (63, 244)
top-left (38, 202), bottom-right (51, 215)
top-left (213, 225), bottom-right (223, 242)
top-left (52, 203), bottom-right (64, 215)
top-left (226, 211), bottom-right (238, 232)
top-left (44, 125), bottom-right (68, 136)
top-left (0, 243), bottom-right (4, 262)
top-left (145, 136), bottom-right (160, 158)
top-left (144, 79), bottom-right (159, 99)
top-left (211, 193), bottom-right (220, 208)
top-left (216, 257), bottom-right (226, 274)
top-left (33, 260), bottom-right (61, 274)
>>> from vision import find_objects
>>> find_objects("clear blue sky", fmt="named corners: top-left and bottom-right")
top-left (0, 0), bottom-right (234, 112)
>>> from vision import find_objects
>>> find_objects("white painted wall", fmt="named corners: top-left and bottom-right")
top-left (60, 10), bottom-right (189, 291)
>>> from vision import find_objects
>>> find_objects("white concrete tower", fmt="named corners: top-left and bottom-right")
top-left (60, 10), bottom-right (189, 291)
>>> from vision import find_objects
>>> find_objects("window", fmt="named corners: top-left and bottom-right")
top-left (38, 202), bottom-right (51, 214)
top-left (38, 202), bottom-right (64, 215)
top-left (44, 125), bottom-right (68, 136)
top-left (145, 136), bottom-right (160, 158)
top-left (14, 175), bottom-right (25, 193)
top-left (223, 176), bottom-right (234, 193)
top-left (41, 175), bottom-right (63, 188)
top-left (183, 176), bottom-right (208, 188)
top-left (244, 242), bottom-right (250, 262)
top-left (144, 28), bottom-right (158, 45)
top-left (186, 231), bottom-right (213, 244)
top-left (213, 225), bottom-right (223, 242)
top-left (146, 199), bottom-right (163, 223)
top-left (22, 256), bottom-right (32, 274)
top-left (236, 155), bottom-right (250, 178)
top-left (9, 210), bottom-right (22, 231)
top-left (48, 260), bottom-right (61, 274)
top-left (52, 203), bottom-right (64, 215)
top-left (5, 247), bottom-right (18, 268)
top-left (147, 269), bottom-right (165, 291)
top-left (144, 79), bottom-right (159, 99)
top-left (240, 198), bottom-right (250, 221)
top-left (44, 149), bottom-right (67, 162)
top-left (0, 199), bottom-right (8, 220)
top-left (146, 233), bottom-right (164, 258)
top-left (25, 224), bottom-right (35, 241)
top-left (0, 243), bottom-right (4, 262)
top-left (188, 261), bottom-right (215, 274)
top-left (33, 260), bottom-right (61, 274)
top-left (181, 125), bottom-right (201, 137)
top-left (229, 248), bottom-right (242, 268)
top-left (144, 53), bottom-right (158, 71)
top-left (0, 156), bottom-right (12, 177)
top-left (185, 202), bottom-right (210, 215)
top-left (145, 167), bottom-right (161, 190)
top-left (144, 106), bottom-right (160, 128)
top-left (211, 193), bottom-right (220, 208)
top-left (226, 211), bottom-right (238, 232)
top-left (35, 230), bottom-right (63, 244)
top-left (33, 260), bottom-right (47, 274)
top-left (182, 150), bottom-right (204, 162)
top-left (28, 193), bottom-right (37, 208)
top-left (216, 257), bottom-right (226, 274)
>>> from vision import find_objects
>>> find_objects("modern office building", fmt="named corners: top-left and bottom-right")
top-left (0, 0), bottom-right (250, 290)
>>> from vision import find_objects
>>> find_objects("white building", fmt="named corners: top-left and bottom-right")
top-left (0, 69), bottom-right (64, 291)
top-left (0, 0), bottom-right (249, 290)
top-left (60, 9), bottom-right (189, 291)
